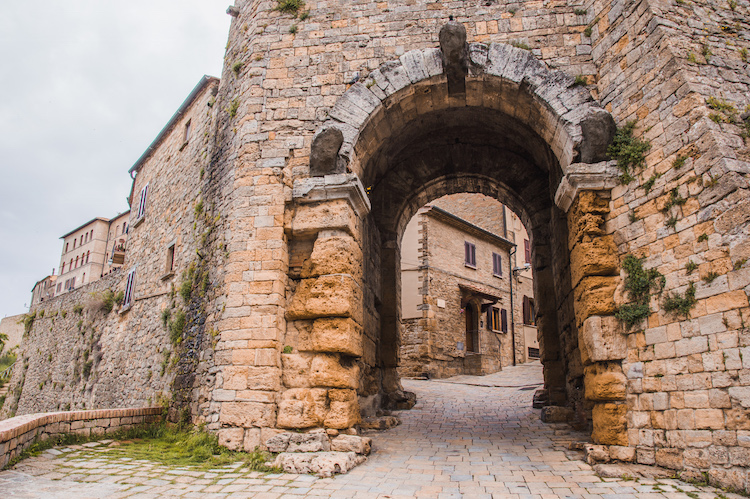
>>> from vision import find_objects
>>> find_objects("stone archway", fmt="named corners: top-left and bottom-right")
top-left (285, 22), bottom-right (628, 447)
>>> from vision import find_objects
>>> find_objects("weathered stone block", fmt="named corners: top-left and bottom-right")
top-left (218, 427), bottom-right (245, 451)
top-left (325, 389), bottom-right (361, 429)
top-left (287, 275), bottom-right (363, 321)
top-left (540, 406), bottom-right (574, 423)
top-left (243, 428), bottom-right (261, 452)
top-left (579, 315), bottom-right (626, 364)
top-left (219, 402), bottom-right (276, 428)
top-left (265, 432), bottom-right (291, 453)
top-left (584, 364), bottom-right (627, 401)
top-left (288, 430), bottom-right (331, 452)
top-left (276, 388), bottom-right (328, 429)
top-left (592, 403), bottom-right (628, 446)
top-left (569, 235), bottom-right (618, 288)
top-left (282, 353), bottom-right (313, 388)
top-left (574, 276), bottom-right (618, 326)
top-left (310, 318), bottom-right (363, 357)
top-left (273, 451), bottom-right (364, 477)
top-left (330, 434), bottom-right (372, 455)
top-left (311, 354), bottom-right (359, 389)
top-left (291, 199), bottom-right (357, 237)
top-left (301, 234), bottom-right (362, 279)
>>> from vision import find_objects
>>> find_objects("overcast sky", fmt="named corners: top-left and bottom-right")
top-left (0, 1), bottom-right (231, 318)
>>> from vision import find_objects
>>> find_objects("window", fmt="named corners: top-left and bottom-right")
top-left (56, 283), bottom-right (62, 293)
top-left (61, 262), bottom-right (65, 274)
top-left (80, 235), bottom-right (84, 246)
top-left (123, 222), bottom-right (127, 234)
top-left (70, 258), bottom-right (73, 270)
top-left (73, 239), bottom-right (76, 250)
top-left (136, 184), bottom-right (149, 220)
top-left (523, 295), bottom-right (536, 325)
top-left (490, 308), bottom-right (500, 331)
top-left (492, 252), bottom-right (502, 277)
top-left (69, 277), bottom-right (76, 290)
top-left (524, 239), bottom-right (531, 264)
top-left (165, 244), bottom-right (175, 274)
top-left (65, 242), bottom-right (69, 253)
top-left (82, 273), bottom-right (86, 284)
top-left (86, 250), bottom-right (90, 264)
top-left (184, 119), bottom-right (192, 143)
top-left (464, 241), bottom-right (476, 268)
top-left (75, 256), bottom-right (79, 268)
top-left (123, 268), bottom-right (136, 308)
top-left (501, 308), bottom-right (508, 333)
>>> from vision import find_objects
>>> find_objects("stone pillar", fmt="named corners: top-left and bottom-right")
top-left (556, 161), bottom-right (631, 450)
top-left (279, 174), bottom-right (370, 430)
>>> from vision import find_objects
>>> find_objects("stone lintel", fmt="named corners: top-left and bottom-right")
top-left (293, 173), bottom-right (371, 217)
top-left (555, 161), bottom-right (619, 212)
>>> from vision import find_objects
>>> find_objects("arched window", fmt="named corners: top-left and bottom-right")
top-left (70, 258), bottom-right (73, 269)
top-left (61, 262), bottom-right (65, 274)
top-left (75, 256), bottom-right (79, 268)
top-left (82, 273), bottom-right (86, 283)
top-left (86, 251), bottom-right (90, 263)
top-left (73, 239), bottom-right (76, 250)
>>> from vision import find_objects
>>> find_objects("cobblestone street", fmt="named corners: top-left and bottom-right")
top-left (0, 363), bottom-right (736, 498)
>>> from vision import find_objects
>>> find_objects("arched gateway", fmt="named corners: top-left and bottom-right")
top-left (285, 22), bottom-right (625, 446)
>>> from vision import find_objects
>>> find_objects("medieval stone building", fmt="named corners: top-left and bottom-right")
top-left (3, 0), bottom-right (750, 489)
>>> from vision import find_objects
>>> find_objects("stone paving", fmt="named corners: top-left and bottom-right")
top-left (0, 362), bottom-right (740, 498)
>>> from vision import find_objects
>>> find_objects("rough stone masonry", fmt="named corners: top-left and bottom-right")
top-left (3, 0), bottom-right (750, 490)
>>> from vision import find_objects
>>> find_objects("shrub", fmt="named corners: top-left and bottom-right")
top-left (672, 155), bottom-right (686, 169)
top-left (114, 291), bottom-right (125, 306)
top-left (73, 304), bottom-right (84, 315)
top-left (169, 311), bottom-right (187, 345)
top-left (615, 255), bottom-right (665, 329)
top-left (607, 121), bottom-right (651, 183)
top-left (231, 61), bottom-right (243, 75)
top-left (663, 282), bottom-right (697, 317)
top-left (685, 261), bottom-right (698, 274)
top-left (275, 0), bottom-right (304, 14)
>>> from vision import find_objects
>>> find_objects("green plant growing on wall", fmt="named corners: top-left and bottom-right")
top-left (282, 345), bottom-right (293, 354)
top-left (703, 271), bottom-right (720, 284)
top-left (740, 48), bottom-right (748, 63)
top-left (573, 75), bottom-right (587, 86)
top-left (734, 258), bottom-right (747, 270)
top-left (574, 8), bottom-right (587, 15)
top-left (298, 10), bottom-right (310, 20)
top-left (663, 188), bottom-right (686, 211)
top-left (169, 310), bottom-right (187, 345)
top-left (665, 215), bottom-right (678, 229)
top-left (114, 290), bottom-right (124, 306)
top-left (608, 121), bottom-right (651, 183)
top-left (702, 43), bottom-right (712, 62)
top-left (662, 282), bottom-right (697, 317)
top-left (685, 261), bottom-right (698, 274)
top-left (707, 96), bottom-right (737, 123)
top-left (511, 41), bottom-right (530, 50)
top-left (22, 312), bottom-right (36, 334)
top-left (629, 211), bottom-right (638, 223)
top-left (161, 309), bottom-right (172, 328)
top-left (729, 0), bottom-right (737, 10)
top-left (697, 233), bottom-right (708, 242)
top-left (289, 24), bottom-right (298, 34)
top-left (642, 173), bottom-right (660, 193)
top-left (672, 155), bottom-right (686, 169)
top-left (615, 254), bottom-right (665, 328)
top-left (584, 25), bottom-right (592, 37)
top-left (194, 199), bottom-right (204, 217)
top-left (275, 0), bottom-right (304, 14)
top-left (705, 173), bottom-right (719, 187)
top-left (232, 61), bottom-right (243, 75)
top-left (73, 304), bottom-right (84, 315)
top-left (228, 98), bottom-right (240, 118)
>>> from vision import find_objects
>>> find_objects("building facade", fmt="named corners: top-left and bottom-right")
top-left (400, 193), bottom-right (539, 377)
top-left (55, 211), bottom-right (130, 296)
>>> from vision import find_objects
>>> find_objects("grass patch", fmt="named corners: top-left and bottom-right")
top-left (511, 41), bottom-right (530, 50)
top-left (275, 0), bottom-right (304, 14)
top-left (4, 422), bottom-right (279, 472)
top-left (685, 261), bottom-right (698, 275)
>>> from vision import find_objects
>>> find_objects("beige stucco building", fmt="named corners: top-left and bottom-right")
top-left (400, 193), bottom-right (538, 377)
top-left (55, 211), bottom-right (130, 297)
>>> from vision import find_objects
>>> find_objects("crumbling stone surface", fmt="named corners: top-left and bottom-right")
top-left (540, 406), bottom-right (574, 423)
top-left (272, 451), bottom-right (366, 477)
top-left (330, 434), bottom-right (372, 455)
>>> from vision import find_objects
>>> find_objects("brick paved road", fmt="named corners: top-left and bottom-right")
top-left (0, 362), bottom-right (736, 498)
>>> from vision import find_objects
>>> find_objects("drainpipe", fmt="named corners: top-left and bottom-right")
top-left (509, 247), bottom-right (517, 366)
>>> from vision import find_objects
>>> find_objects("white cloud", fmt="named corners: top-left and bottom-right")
top-left (0, 0), bottom-right (230, 318)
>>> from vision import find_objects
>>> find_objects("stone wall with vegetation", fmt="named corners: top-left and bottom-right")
top-left (0, 272), bottom-right (173, 419)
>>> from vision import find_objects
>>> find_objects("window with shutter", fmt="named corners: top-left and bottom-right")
top-left (501, 308), bottom-right (508, 333)
top-left (524, 239), bottom-right (531, 264)
top-left (123, 268), bottom-right (137, 308)
top-left (464, 241), bottom-right (476, 268)
top-left (492, 252), bottom-right (502, 276)
top-left (137, 184), bottom-right (149, 219)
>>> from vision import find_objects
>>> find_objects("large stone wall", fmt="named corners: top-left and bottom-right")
top-left (0, 272), bottom-right (173, 418)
